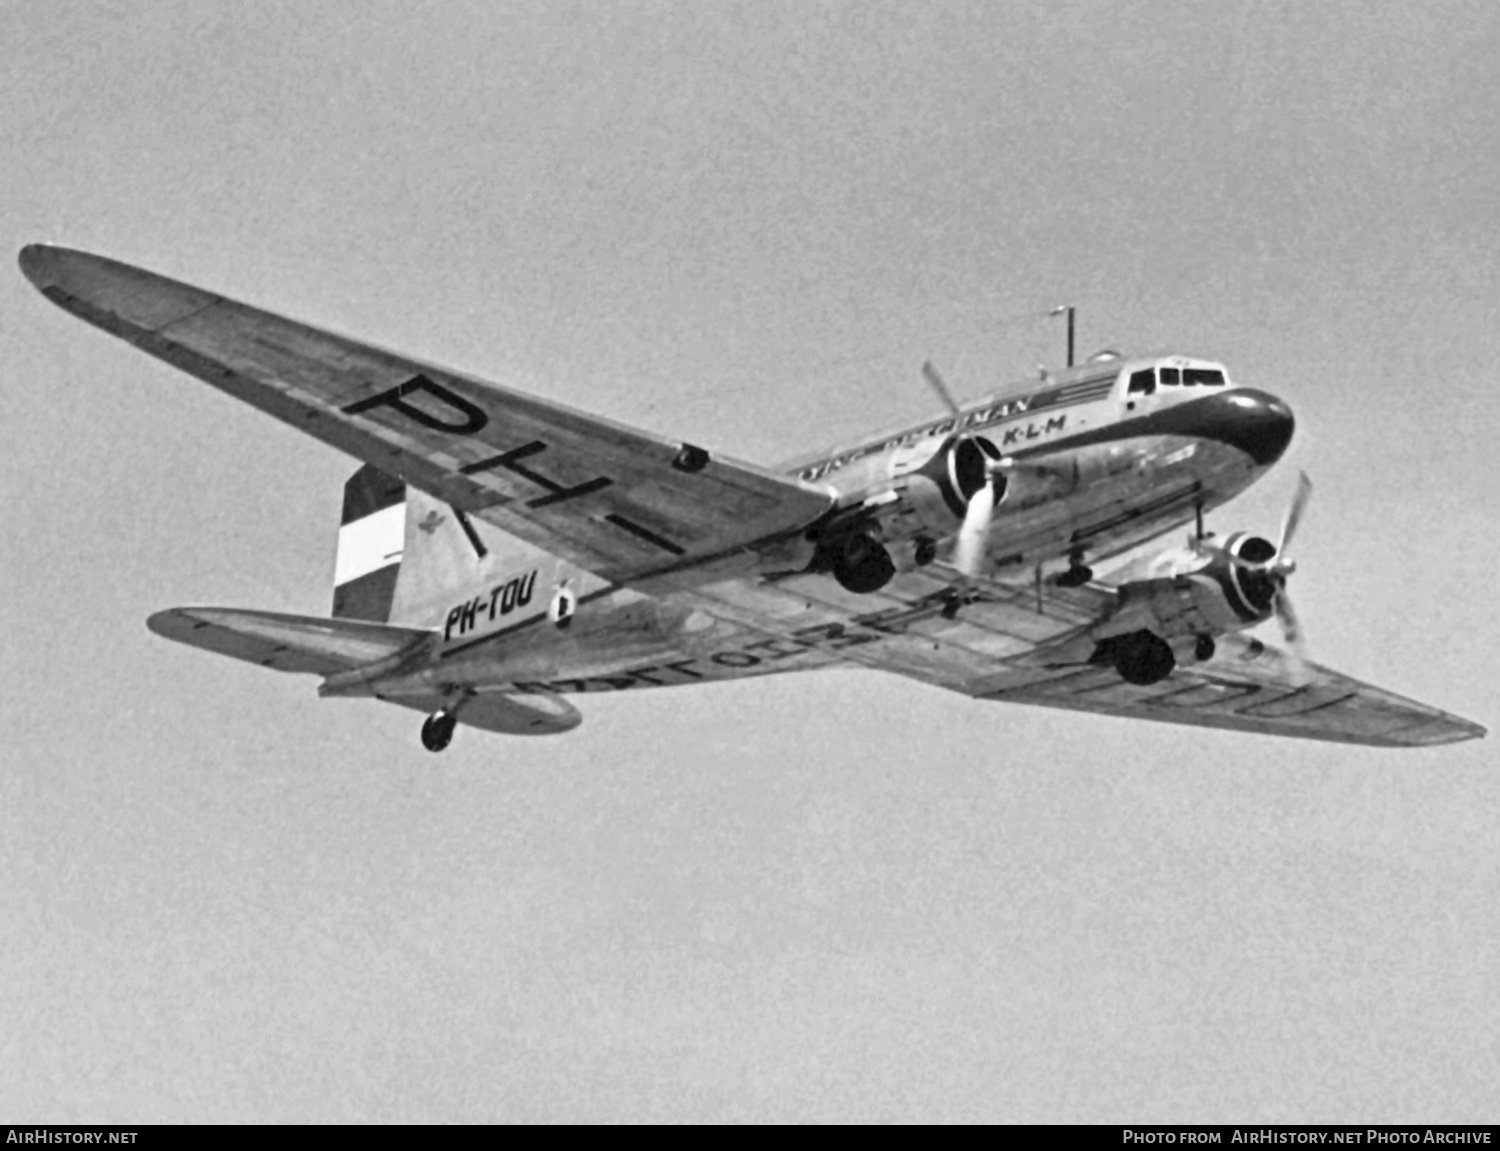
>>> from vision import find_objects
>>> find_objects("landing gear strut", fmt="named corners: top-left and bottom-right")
top-left (421, 709), bottom-right (457, 753)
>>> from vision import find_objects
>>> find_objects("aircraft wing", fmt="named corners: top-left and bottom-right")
top-left (961, 632), bottom-right (1484, 748)
top-left (20, 245), bottom-right (833, 589)
top-left (685, 570), bottom-right (1483, 748)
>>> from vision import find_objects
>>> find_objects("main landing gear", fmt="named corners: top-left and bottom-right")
top-left (421, 709), bottom-right (457, 753)
top-left (1054, 549), bottom-right (1093, 588)
top-left (829, 531), bottom-right (896, 594)
top-left (1095, 629), bottom-right (1177, 686)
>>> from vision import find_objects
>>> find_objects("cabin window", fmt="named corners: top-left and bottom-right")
top-left (1127, 369), bottom-right (1156, 395)
top-left (1159, 367), bottom-right (1181, 386)
top-left (1183, 367), bottom-right (1225, 386)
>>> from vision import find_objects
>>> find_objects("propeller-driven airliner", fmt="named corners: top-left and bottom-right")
top-left (19, 244), bottom-right (1484, 750)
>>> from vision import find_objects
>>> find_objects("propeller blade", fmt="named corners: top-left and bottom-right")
top-left (954, 479), bottom-right (997, 578)
top-left (921, 360), bottom-right (963, 419)
top-left (1277, 471), bottom-right (1313, 556)
top-left (1275, 592), bottom-right (1312, 686)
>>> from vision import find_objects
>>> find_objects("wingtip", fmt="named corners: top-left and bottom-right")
top-left (17, 242), bottom-right (60, 289)
top-left (1403, 715), bottom-right (1487, 747)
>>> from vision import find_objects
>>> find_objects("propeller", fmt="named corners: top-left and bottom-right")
top-left (1276, 470), bottom-right (1313, 556)
top-left (922, 361), bottom-right (1006, 579)
top-left (953, 478), bottom-right (997, 577)
top-left (921, 360), bottom-right (963, 418)
top-left (1230, 471), bottom-right (1313, 683)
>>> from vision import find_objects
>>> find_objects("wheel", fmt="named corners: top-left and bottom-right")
top-left (913, 538), bottom-right (937, 567)
top-left (832, 533), bottom-right (895, 593)
top-left (421, 710), bottom-right (457, 752)
top-left (1194, 634), bottom-right (1216, 662)
top-left (1115, 630), bottom-right (1176, 686)
top-left (1055, 564), bottom-right (1094, 588)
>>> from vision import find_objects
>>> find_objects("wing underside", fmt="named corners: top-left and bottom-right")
top-left (962, 633), bottom-right (1484, 748)
top-left (684, 570), bottom-right (1484, 748)
top-left (20, 245), bottom-right (832, 589)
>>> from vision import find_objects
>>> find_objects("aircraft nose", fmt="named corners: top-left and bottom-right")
top-left (1218, 389), bottom-right (1294, 465)
top-left (1161, 388), bottom-right (1294, 466)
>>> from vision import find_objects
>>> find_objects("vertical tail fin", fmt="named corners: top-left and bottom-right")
top-left (332, 464), bottom-right (565, 631)
top-left (388, 485), bottom-right (557, 629)
top-left (332, 464), bottom-right (405, 622)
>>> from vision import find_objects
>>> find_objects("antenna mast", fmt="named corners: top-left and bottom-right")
top-left (1051, 304), bottom-right (1075, 368)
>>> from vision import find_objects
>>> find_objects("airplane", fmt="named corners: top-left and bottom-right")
top-left (18, 244), bottom-right (1485, 751)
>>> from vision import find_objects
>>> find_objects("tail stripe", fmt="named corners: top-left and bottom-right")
top-left (333, 502), bottom-right (405, 585)
top-left (340, 464), bottom-right (404, 525)
top-left (333, 464), bottom-right (405, 622)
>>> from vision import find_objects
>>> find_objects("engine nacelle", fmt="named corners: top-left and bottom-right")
top-left (889, 434), bottom-right (998, 535)
top-left (1101, 532), bottom-right (1281, 643)
top-left (867, 435), bottom-right (1080, 543)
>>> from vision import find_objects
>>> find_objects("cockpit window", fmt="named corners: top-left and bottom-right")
top-left (1183, 368), bottom-right (1225, 386)
top-left (1127, 369), bottom-right (1155, 395)
top-left (1159, 367), bottom-right (1180, 386)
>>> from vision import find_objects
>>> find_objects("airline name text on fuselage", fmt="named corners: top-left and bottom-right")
top-left (795, 379), bottom-right (1103, 483)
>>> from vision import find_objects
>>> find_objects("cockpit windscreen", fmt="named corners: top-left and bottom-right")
top-left (1129, 365), bottom-right (1226, 393)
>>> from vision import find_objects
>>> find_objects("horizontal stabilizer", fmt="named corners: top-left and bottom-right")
top-left (147, 607), bottom-right (431, 675)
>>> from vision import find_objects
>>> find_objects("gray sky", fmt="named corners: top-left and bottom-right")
top-left (3, 0), bottom-right (1497, 1123)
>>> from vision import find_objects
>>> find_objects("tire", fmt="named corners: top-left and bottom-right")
top-left (421, 712), bottom-right (456, 752)
top-left (832, 534), bottom-right (895, 594)
top-left (1115, 631), bottom-right (1176, 686)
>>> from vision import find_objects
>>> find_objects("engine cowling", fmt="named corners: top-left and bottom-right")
top-left (890, 434), bottom-right (1002, 535)
top-left (875, 434), bottom-right (1077, 542)
top-left (1104, 532), bottom-right (1282, 643)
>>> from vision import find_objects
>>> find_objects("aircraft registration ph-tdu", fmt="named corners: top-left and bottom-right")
top-left (20, 244), bottom-right (1484, 751)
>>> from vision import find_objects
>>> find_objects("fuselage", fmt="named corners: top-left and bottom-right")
top-left (339, 353), bottom-right (1296, 701)
top-left (785, 352), bottom-right (1292, 580)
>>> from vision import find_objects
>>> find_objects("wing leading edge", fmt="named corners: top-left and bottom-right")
top-left (20, 244), bottom-right (833, 590)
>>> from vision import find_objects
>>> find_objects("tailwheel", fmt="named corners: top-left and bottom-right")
top-left (421, 709), bottom-right (457, 753)
top-left (1194, 634), bottom-right (1216, 662)
top-left (1113, 630), bottom-right (1176, 686)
